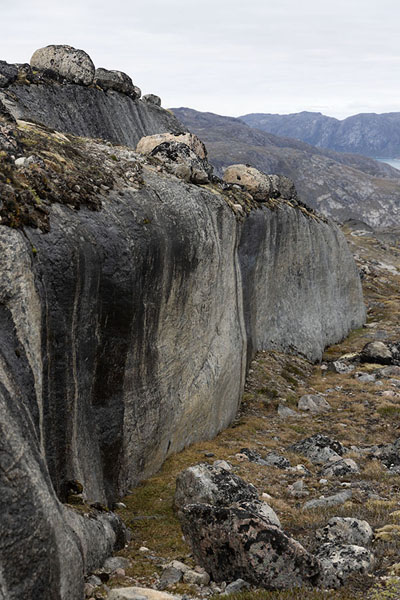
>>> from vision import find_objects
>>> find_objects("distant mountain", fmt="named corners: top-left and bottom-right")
top-left (239, 111), bottom-right (400, 158)
top-left (171, 107), bottom-right (400, 227)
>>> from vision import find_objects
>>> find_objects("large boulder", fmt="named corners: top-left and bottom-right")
top-left (0, 61), bottom-right (18, 88)
top-left (223, 164), bottom-right (272, 201)
top-left (137, 132), bottom-right (207, 161)
top-left (179, 503), bottom-right (322, 590)
top-left (30, 45), bottom-right (95, 85)
top-left (93, 68), bottom-right (139, 98)
top-left (148, 141), bottom-right (210, 184)
top-left (174, 463), bottom-right (280, 527)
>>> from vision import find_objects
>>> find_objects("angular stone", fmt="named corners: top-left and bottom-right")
top-left (223, 578), bottom-right (250, 595)
top-left (316, 543), bottom-right (374, 587)
top-left (136, 132), bottom-right (207, 161)
top-left (182, 568), bottom-right (210, 585)
top-left (223, 165), bottom-right (272, 201)
top-left (328, 361), bottom-right (355, 374)
top-left (322, 458), bottom-right (360, 477)
top-left (316, 517), bottom-right (373, 546)
top-left (30, 44), bottom-right (95, 85)
top-left (0, 61), bottom-right (18, 88)
top-left (103, 556), bottom-right (131, 573)
top-left (158, 566), bottom-right (183, 588)
top-left (142, 94), bottom-right (161, 106)
top-left (174, 463), bottom-right (280, 527)
top-left (94, 68), bottom-right (139, 97)
top-left (298, 394), bottom-right (331, 414)
top-left (361, 341), bottom-right (393, 365)
top-left (179, 504), bottom-right (322, 590)
top-left (303, 490), bottom-right (352, 510)
top-left (289, 434), bottom-right (344, 465)
top-left (147, 141), bottom-right (210, 184)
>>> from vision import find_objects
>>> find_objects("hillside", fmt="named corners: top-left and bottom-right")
top-left (172, 108), bottom-right (400, 227)
top-left (240, 111), bottom-right (400, 158)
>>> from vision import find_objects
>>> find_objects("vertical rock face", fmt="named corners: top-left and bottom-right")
top-left (0, 64), bottom-right (365, 599)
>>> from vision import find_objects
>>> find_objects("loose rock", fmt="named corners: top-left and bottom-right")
top-left (289, 434), bottom-right (344, 465)
top-left (142, 94), bottom-right (161, 106)
top-left (316, 517), bottom-right (373, 546)
top-left (223, 164), bottom-right (272, 201)
top-left (30, 44), bottom-right (95, 85)
top-left (303, 490), bottom-right (352, 510)
top-left (316, 543), bottom-right (374, 587)
top-left (322, 458), bottom-right (360, 477)
top-left (94, 68), bottom-right (139, 97)
top-left (298, 394), bottom-right (331, 414)
top-left (0, 60), bottom-right (18, 87)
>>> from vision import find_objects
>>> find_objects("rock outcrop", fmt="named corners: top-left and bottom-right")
top-left (0, 46), bottom-right (366, 599)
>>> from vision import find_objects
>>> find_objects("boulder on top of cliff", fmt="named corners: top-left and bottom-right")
top-left (269, 174), bottom-right (298, 202)
top-left (148, 141), bottom-right (210, 184)
top-left (179, 503), bottom-right (322, 589)
top-left (93, 68), bottom-right (139, 98)
top-left (175, 463), bottom-right (281, 527)
top-left (223, 164), bottom-right (272, 201)
top-left (0, 60), bottom-right (18, 88)
top-left (30, 44), bottom-right (95, 85)
top-left (142, 93), bottom-right (161, 106)
top-left (137, 132), bottom-right (207, 161)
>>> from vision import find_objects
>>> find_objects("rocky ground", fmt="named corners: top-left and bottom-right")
top-left (81, 222), bottom-right (400, 600)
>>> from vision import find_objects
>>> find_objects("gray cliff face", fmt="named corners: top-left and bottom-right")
top-left (0, 73), bottom-right (365, 599)
top-left (0, 82), bottom-right (184, 146)
top-left (0, 161), bottom-right (365, 599)
top-left (240, 111), bottom-right (400, 158)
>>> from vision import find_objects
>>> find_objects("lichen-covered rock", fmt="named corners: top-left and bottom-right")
top-left (316, 517), bottom-right (373, 547)
top-left (137, 132), bottom-right (207, 160)
top-left (30, 44), bottom-right (95, 85)
top-left (223, 164), bottom-right (272, 201)
top-left (316, 543), bottom-right (374, 587)
top-left (149, 141), bottom-right (210, 184)
top-left (321, 458), bottom-right (360, 477)
top-left (298, 394), bottom-right (331, 414)
top-left (361, 341), bottom-right (393, 364)
top-left (94, 68), bottom-right (139, 97)
top-left (179, 504), bottom-right (322, 589)
top-left (303, 490), bottom-right (352, 510)
top-left (142, 93), bottom-right (161, 106)
top-left (269, 174), bottom-right (298, 201)
top-left (174, 463), bottom-right (280, 527)
top-left (0, 60), bottom-right (18, 87)
top-left (289, 434), bottom-right (344, 464)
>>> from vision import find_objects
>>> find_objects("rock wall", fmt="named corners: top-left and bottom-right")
top-left (0, 83), bottom-right (184, 147)
top-left (0, 73), bottom-right (365, 599)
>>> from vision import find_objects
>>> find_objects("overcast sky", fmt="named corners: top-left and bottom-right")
top-left (1, 0), bottom-right (399, 119)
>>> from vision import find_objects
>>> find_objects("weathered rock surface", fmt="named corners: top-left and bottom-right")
top-left (136, 132), bottom-right (207, 160)
top-left (303, 490), bottom-right (352, 510)
top-left (94, 68), bottom-right (138, 97)
top-left (321, 458), bottom-right (360, 477)
top-left (149, 141), bottom-right (210, 183)
top-left (316, 517), bottom-right (373, 547)
top-left (0, 60), bottom-right (18, 87)
top-left (0, 84), bottom-right (184, 148)
top-left (174, 463), bottom-right (281, 527)
top-left (316, 543), bottom-right (374, 587)
top-left (223, 164), bottom-right (272, 200)
top-left (0, 58), bottom-right (366, 599)
top-left (179, 504), bottom-right (322, 589)
top-left (30, 44), bottom-right (95, 85)
top-left (298, 394), bottom-right (331, 413)
top-left (142, 93), bottom-right (161, 106)
top-left (289, 434), bottom-right (344, 465)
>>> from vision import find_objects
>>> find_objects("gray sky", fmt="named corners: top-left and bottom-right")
top-left (1, 0), bottom-right (399, 119)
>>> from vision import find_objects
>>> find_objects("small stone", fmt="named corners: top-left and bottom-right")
top-left (142, 94), bottom-right (161, 106)
top-left (86, 575), bottom-right (102, 587)
top-left (223, 579), bottom-right (250, 595)
top-left (158, 566), bottom-right (182, 588)
top-left (303, 490), bottom-right (352, 510)
top-left (183, 568), bottom-right (210, 585)
top-left (213, 460), bottom-right (232, 471)
top-left (263, 452), bottom-right (291, 469)
top-left (328, 361), bottom-right (355, 374)
top-left (139, 547), bottom-right (150, 553)
top-left (322, 458), bottom-right (360, 477)
top-left (319, 479), bottom-right (328, 485)
top-left (204, 452), bottom-right (215, 458)
top-left (361, 341), bottom-right (393, 365)
top-left (277, 404), bottom-right (299, 418)
top-left (298, 394), bottom-right (331, 414)
top-left (103, 556), bottom-right (130, 573)
top-left (289, 434), bottom-right (344, 465)
top-left (354, 372), bottom-right (376, 383)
